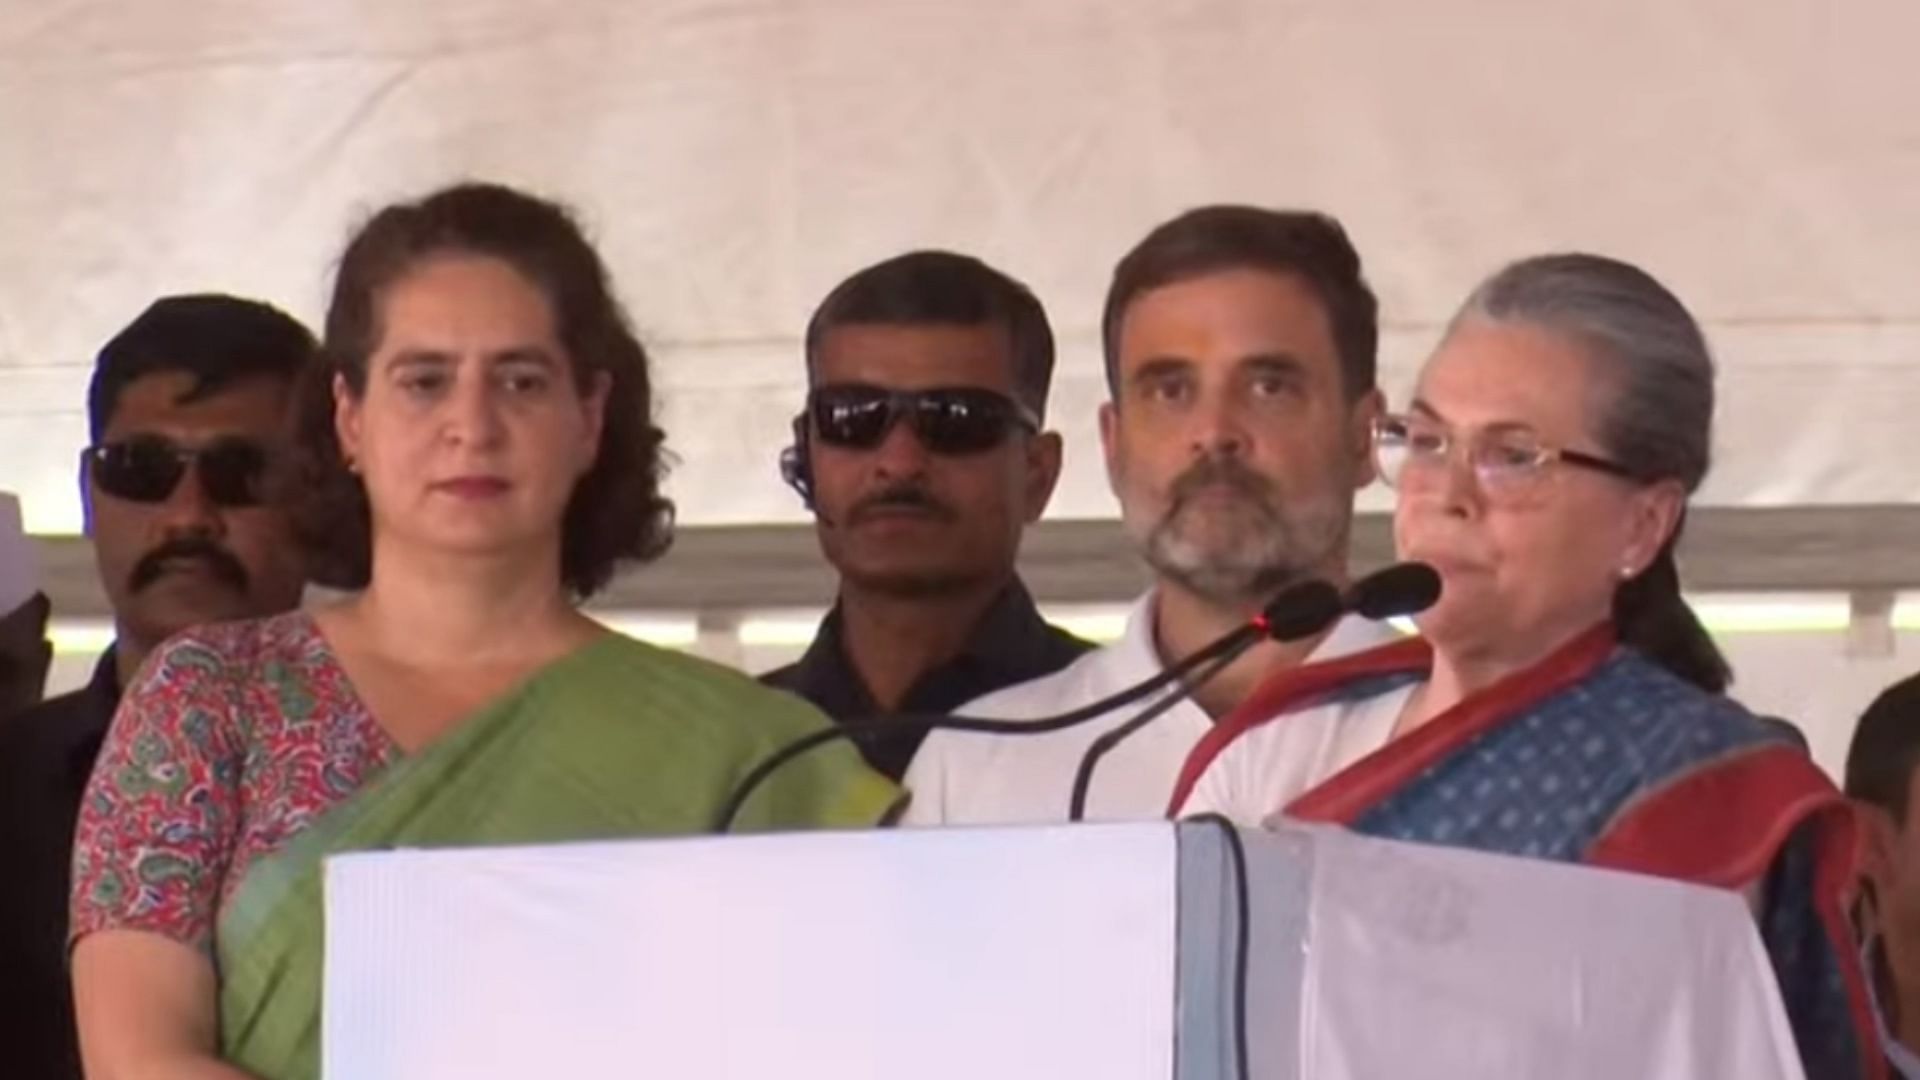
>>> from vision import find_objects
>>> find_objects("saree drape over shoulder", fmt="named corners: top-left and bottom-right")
top-left (1174, 625), bottom-right (1879, 1080)
top-left (72, 616), bottom-right (896, 1080)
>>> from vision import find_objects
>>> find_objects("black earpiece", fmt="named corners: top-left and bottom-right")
top-left (779, 412), bottom-right (814, 510)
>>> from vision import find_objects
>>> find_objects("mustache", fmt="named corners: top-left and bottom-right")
top-left (1167, 456), bottom-right (1275, 508)
top-left (129, 537), bottom-right (251, 594)
top-left (847, 482), bottom-right (957, 523)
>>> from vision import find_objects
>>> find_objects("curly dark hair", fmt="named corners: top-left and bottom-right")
top-left (289, 181), bottom-right (674, 598)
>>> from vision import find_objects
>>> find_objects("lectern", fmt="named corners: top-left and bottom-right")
top-left (323, 822), bottom-right (1804, 1079)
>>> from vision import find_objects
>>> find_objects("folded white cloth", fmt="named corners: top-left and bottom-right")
top-left (0, 491), bottom-right (40, 615)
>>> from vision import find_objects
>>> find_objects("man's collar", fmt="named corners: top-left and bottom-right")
top-left (780, 605), bottom-right (874, 716)
top-left (788, 578), bottom-right (1068, 708)
top-left (1139, 577), bottom-right (1399, 664)
top-left (1313, 610), bottom-right (1409, 660)
top-left (946, 578), bottom-right (1065, 670)
top-left (87, 645), bottom-right (121, 705)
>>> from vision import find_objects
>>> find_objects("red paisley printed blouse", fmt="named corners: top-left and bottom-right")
top-left (70, 612), bottom-right (397, 954)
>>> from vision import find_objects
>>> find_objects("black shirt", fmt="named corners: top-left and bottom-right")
top-left (0, 649), bottom-right (120, 1080)
top-left (761, 580), bottom-right (1092, 780)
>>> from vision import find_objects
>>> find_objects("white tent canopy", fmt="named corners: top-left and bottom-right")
top-left (2, 0), bottom-right (1917, 534)
top-left (5, 0), bottom-right (1919, 778)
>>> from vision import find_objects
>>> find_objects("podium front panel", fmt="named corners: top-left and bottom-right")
top-left (325, 826), bottom-right (1183, 1080)
top-left (324, 822), bottom-right (1805, 1080)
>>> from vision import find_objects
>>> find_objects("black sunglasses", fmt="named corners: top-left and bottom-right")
top-left (808, 384), bottom-right (1039, 455)
top-left (83, 437), bottom-right (272, 507)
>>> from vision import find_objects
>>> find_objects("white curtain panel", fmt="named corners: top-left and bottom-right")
top-left (3, 0), bottom-right (1917, 532)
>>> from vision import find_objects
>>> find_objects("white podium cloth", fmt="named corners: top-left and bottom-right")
top-left (323, 823), bottom-right (1804, 1079)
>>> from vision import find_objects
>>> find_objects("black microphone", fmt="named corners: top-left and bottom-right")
top-left (1063, 562), bottom-right (1441, 821)
top-left (712, 564), bottom-right (1440, 832)
top-left (1345, 560), bottom-right (1442, 620)
top-left (1253, 578), bottom-right (1344, 641)
top-left (713, 624), bottom-right (1252, 830)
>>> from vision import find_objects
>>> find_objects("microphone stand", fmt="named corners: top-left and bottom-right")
top-left (1063, 579), bottom-right (1345, 822)
top-left (1064, 562), bottom-right (1440, 821)
top-left (713, 621), bottom-right (1262, 832)
top-left (1064, 645), bottom-right (1247, 822)
top-left (714, 565), bottom-right (1439, 834)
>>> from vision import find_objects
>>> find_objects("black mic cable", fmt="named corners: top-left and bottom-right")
top-left (714, 563), bottom-right (1442, 833)
top-left (1063, 579), bottom-right (1343, 821)
top-left (713, 621), bottom-right (1258, 831)
top-left (1065, 563), bottom-right (1441, 821)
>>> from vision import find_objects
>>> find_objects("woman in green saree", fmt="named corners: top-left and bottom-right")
top-left (69, 183), bottom-right (897, 1080)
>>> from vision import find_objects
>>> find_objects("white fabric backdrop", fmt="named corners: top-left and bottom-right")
top-left (2, 0), bottom-right (1918, 534)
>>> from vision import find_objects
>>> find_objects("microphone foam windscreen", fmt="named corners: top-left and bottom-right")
top-left (1262, 579), bottom-right (1345, 641)
top-left (1348, 562), bottom-right (1443, 620)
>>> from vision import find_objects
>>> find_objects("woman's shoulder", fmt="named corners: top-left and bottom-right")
top-left (579, 633), bottom-right (829, 733)
top-left (134, 610), bottom-right (326, 691)
top-left (1598, 649), bottom-right (1800, 761)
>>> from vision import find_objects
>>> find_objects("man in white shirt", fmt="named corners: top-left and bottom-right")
top-left (905, 206), bottom-right (1394, 824)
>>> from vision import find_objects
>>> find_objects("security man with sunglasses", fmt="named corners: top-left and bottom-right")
top-left (0, 294), bottom-right (314, 1080)
top-left (762, 251), bottom-right (1092, 779)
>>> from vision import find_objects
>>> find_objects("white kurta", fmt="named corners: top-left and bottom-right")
top-left (902, 591), bottom-right (1406, 825)
top-left (1175, 673), bottom-right (1416, 825)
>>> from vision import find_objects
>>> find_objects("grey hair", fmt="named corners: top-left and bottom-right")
top-left (1445, 252), bottom-right (1732, 694)
top-left (1452, 252), bottom-right (1715, 493)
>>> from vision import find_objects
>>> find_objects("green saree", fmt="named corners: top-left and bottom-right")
top-left (212, 633), bottom-right (896, 1080)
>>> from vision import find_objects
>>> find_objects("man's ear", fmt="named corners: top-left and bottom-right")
top-left (1348, 387), bottom-right (1385, 490)
top-left (78, 453), bottom-right (96, 538)
top-left (1098, 401), bottom-right (1122, 502)
top-left (1021, 431), bottom-right (1065, 524)
top-left (1860, 802), bottom-right (1900, 886)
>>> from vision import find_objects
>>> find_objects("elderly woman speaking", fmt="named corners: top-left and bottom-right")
top-left (1176, 254), bottom-right (1873, 1078)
